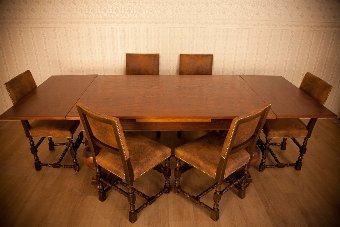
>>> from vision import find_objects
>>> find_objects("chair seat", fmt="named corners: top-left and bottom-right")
top-left (263, 119), bottom-right (308, 138)
top-left (175, 132), bottom-right (250, 179)
top-left (30, 120), bottom-right (79, 138)
top-left (96, 134), bottom-right (171, 180)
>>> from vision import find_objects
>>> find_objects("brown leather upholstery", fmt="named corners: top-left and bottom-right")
top-left (126, 53), bottom-right (159, 75)
top-left (77, 104), bottom-right (171, 182)
top-left (174, 105), bottom-right (270, 221)
top-left (175, 105), bottom-right (270, 179)
top-left (96, 134), bottom-right (171, 180)
top-left (5, 70), bottom-right (37, 104)
top-left (232, 115), bottom-right (261, 147)
top-left (77, 104), bottom-right (172, 223)
top-left (179, 54), bottom-right (213, 75)
top-left (86, 115), bottom-right (118, 148)
top-left (300, 72), bottom-right (332, 105)
top-left (175, 131), bottom-right (250, 178)
top-left (263, 119), bottom-right (308, 138)
top-left (30, 120), bottom-right (79, 138)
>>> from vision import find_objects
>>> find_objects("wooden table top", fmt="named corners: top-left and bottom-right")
top-left (67, 75), bottom-right (273, 120)
top-left (0, 75), bottom-right (97, 120)
top-left (0, 75), bottom-right (336, 122)
top-left (241, 75), bottom-right (336, 119)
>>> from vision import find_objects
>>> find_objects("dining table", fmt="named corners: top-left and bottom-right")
top-left (0, 75), bottom-right (336, 130)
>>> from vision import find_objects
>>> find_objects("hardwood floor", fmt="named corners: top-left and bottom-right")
top-left (0, 119), bottom-right (339, 227)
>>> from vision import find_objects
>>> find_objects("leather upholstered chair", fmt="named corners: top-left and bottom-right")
top-left (126, 53), bottom-right (159, 75)
top-left (5, 70), bottom-right (82, 171)
top-left (179, 54), bottom-right (213, 75)
top-left (177, 54), bottom-right (213, 138)
top-left (258, 72), bottom-right (332, 171)
top-left (174, 104), bottom-right (271, 221)
top-left (76, 104), bottom-right (171, 223)
top-left (126, 53), bottom-right (161, 138)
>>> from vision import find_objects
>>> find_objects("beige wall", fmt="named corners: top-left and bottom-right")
top-left (0, 0), bottom-right (339, 116)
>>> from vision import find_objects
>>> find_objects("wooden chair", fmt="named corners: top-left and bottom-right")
top-left (126, 53), bottom-right (159, 75)
top-left (77, 104), bottom-right (171, 223)
top-left (177, 54), bottom-right (213, 138)
top-left (258, 72), bottom-right (332, 171)
top-left (126, 53), bottom-right (161, 138)
top-left (179, 54), bottom-right (213, 75)
top-left (174, 104), bottom-right (271, 221)
top-left (5, 70), bottom-right (82, 171)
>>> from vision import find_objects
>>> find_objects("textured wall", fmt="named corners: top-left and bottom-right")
top-left (0, 0), bottom-right (339, 116)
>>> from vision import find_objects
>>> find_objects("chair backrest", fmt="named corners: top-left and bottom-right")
top-left (179, 54), bottom-right (213, 75)
top-left (299, 72), bottom-right (332, 105)
top-left (126, 53), bottom-right (159, 75)
top-left (76, 104), bottom-right (133, 182)
top-left (5, 70), bottom-right (37, 104)
top-left (216, 104), bottom-right (271, 181)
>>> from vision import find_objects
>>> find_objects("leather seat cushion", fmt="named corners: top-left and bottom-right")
top-left (126, 54), bottom-right (159, 75)
top-left (29, 120), bottom-right (79, 138)
top-left (179, 54), bottom-right (213, 75)
top-left (175, 132), bottom-right (250, 179)
top-left (263, 119), bottom-right (308, 138)
top-left (95, 134), bottom-right (171, 180)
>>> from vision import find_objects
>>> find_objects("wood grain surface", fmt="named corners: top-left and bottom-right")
top-left (1, 75), bottom-right (336, 127)
top-left (241, 75), bottom-right (336, 119)
top-left (0, 75), bottom-right (97, 120)
top-left (68, 75), bottom-right (271, 120)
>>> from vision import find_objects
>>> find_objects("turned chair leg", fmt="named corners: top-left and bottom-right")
top-left (210, 185), bottom-right (222, 221)
top-left (280, 138), bottom-right (287, 150)
top-left (164, 158), bottom-right (171, 193)
top-left (128, 186), bottom-right (137, 223)
top-left (238, 167), bottom-right (249, 199)
top-left (174, 158), bottom-right (181, 193)
top-left (68, 138), bottom-right (80, 172)
top-left (48, 137), bottom-right (55, 151)
top-left (73, 131), bottom-right (84, 151)
top-left (295, 138), bottom-right (309, 170)
top-left (96, 166), bottom-right (106, 202)
top-left (28, 137), bottom-right (42, 171)
top-left (259, 137), bottom-right (270, 172)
